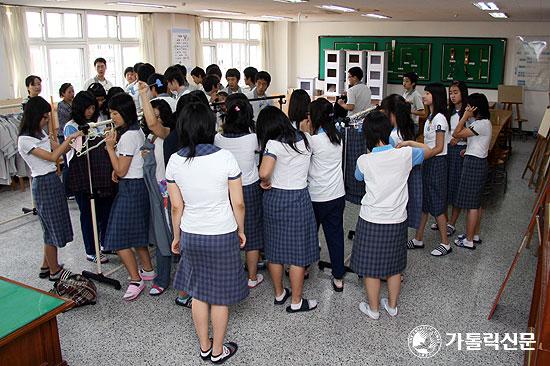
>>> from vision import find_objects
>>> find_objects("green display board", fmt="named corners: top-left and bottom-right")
top-left (318, 36), bottom-right (506, 89)
top-left (0, 278), bottom-right (65, 339)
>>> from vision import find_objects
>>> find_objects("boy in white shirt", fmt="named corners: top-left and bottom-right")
top-left (402, 72), bottom-right (425, 136)
top-left (338, 67), bottom-right (371, 116)
top-left (245, 71), bottom-right (273, 121)
top-left (242, 66), bottom-right (258, 93)
top-left (224, 68), bottom-right (243, 95)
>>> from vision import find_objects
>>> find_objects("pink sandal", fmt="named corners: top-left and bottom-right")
top-left (123, 281), bottom-right (145, 301)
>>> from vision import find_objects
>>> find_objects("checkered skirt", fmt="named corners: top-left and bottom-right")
top-left (242, 180), bottom-right (263, 251)
top-left (263, 188), bottom-right (319, 266)
top-left (32, 172), bottom-right (73, 247)
top-left (447, 143), bottom-right (465, 206)
top-left (103, 179), bottom-right (150, 251)
top-left (422, 155), bottom-right (448, 217)
top-left (173, 230), bottom-right (249, 305)
top-left (407, 165), bottom-right (423, 230)
top-left (343, 127), bottom-right (367, 205)
top-left (455, 155), bottom-right (488, 209)
top-left (350, 218), bottom-right (408, 278)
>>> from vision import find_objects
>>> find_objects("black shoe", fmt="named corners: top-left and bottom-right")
top-left (200, 338), bottom-right (213, 361)
top-left (211, 342), bottom-right (238, 364)
top-left (332, 278), bottom-right (343, 292)
top-left (274, 288), bottom-right (291, 305)
top-left (286, 298), bottom-right (318, 313)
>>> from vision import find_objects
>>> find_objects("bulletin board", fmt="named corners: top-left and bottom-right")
top-left (514, 36), bottom-right (550, 91)
top-left (318, 36), bottom-right (507, 89)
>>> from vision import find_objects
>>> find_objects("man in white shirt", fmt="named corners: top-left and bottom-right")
top-left (245, 71), bottom-right (273, 121)
top-left (402, 72), bottom-right (425, 136)
top-left (83, 57), bottom-right (113, 92)
top-left (203, 74), bottom-right (221, 103)
top-left (338, 67), bottom-right (371, 116)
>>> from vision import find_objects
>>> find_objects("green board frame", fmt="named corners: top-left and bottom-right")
top-left (318, 36), bottom-right (506, 89)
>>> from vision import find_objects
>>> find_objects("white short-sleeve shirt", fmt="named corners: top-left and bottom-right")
top-left (264, 137), bottom-right (311, 190)
top-left (17, 133), bottom-right (57, 177)
top-left (403, 89), bottom-right (424, 124)
top-left (307, 131), bottom-right (345, 202)
top-left (214, 133), bottom-right (259, 186)
top-left (165, 145), bottom-right (242, 235)
top-left (465, 119), bottom-right (492, 159)
top-left (117, 128), bottom-right (145, 179)
top-left (423, 113), bottom-right (449, 156)
top-left (245, 90), bottom-right (273, 122)
top-left (347, 83), bottom-right (371, 116)
top-left (449, 112), bottom-right (467, 146)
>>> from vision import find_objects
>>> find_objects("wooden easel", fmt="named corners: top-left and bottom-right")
top-left (523, 108), bottom-right (550, 186)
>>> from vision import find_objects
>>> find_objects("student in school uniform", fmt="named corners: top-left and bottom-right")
top-left (351, 111), bottom-right (429, 319)
top-left (191, 66), bottom-right (206, 92)
top-left (124, 66), bottom-right (136, 92)
top-left (246, 71), bottom-right (273, 122)
top-left (337, 67), bottom-right (371, 116)
top-left (242, 66), bottom-right (258, 93)
top-left (103, 93), bottom-right (155, 301)
top-left (87, 83), bottom-right (108, 122)
top-left (203, 74), bottom-right (221, 103)
top-left (381, 94), bottom-right (422, 231)
top-left (17, 96), bottom-right (81, 280)
top-left (57, 82), bottom-right (74, 198)
top-left (148, 73), bottom-right (177, 112)
top-left (452, 93), bottom-right (492, 249)
top-left (164, 65), bottom-right (190, 102)
top-left (432, 80), bottom-right (469, 236)
top-left (224, 68), bottom-right (243, 95)
top-left (64, 91), bottom-right (116, 264)
top-left (399, 83), bottom-right (452, 256)
top-left (214, 96), bottom-right (264, 289)
top-left (257, 106), bottom-right (319, 313)
top-left (288, 89), bottom-right (311, 130)
top-left (301, 98), bottom-right (346, 292)
top-left (166, 102), bottom-right (248, 363)
top-left (83, 58), bottom-right (113, 92)
top-left (402, 72), bottom-right (425, 136)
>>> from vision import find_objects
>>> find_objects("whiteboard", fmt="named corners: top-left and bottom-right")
top-left (514, 36), bottom-right (550, 91)
top-left (538, 108), bottom-right (550, 138)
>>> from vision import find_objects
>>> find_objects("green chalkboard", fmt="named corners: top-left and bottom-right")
top-left (318, 36), bottom-right (506, 89)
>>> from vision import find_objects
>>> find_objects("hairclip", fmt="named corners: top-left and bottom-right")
top-left (329, 112), bottom-right (334, 117)
top-left (235, 106), bottom-right (240, 112)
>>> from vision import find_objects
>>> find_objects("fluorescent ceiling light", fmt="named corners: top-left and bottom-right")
top-left (362, 13), bottom-right (391, 19)
top-left (274, 0), bottom-right (308, 3)
top-left (261, 15), bottom-right (293, 20)
top-left (489, 12), bottom-right (508, 18)
top-left (317, 4), bottom-right (357, 13)
top-left (105, 1), bottom-right (176, 8)
top-left (198, 9), bottom-right (245, 15)
top-left (474, 2), bottom-right (499, 11)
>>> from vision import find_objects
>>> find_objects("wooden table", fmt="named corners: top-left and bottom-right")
top-left (0, 277), bottom-right (73, 366)
top-left (490, 109), bottom-right (513, 152)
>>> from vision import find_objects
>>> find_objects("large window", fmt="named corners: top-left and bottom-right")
top-left (201, 19), bottom-right (262, 84)
top-left (25, 9), bottom-right (141, 100)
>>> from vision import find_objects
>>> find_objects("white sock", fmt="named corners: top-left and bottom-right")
top-left (448, 224), bottom-right (455, 230)
top-left (441, 243), bottom-right (451, 249)
top-left (473, 235), bottom-right (480, 241)
top-left (275, 290), bottom-right (286, 302)
top-left (462, 239), bottom-right (474, 248)
top-left (291, 299), bottom-right (303, 310)
top-left (141, 268), bottom-right (155, 275)
top-left (412, 238), bottom-right (423, 246)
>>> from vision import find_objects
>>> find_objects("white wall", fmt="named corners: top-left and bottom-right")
top-left (287, 21), bottom-right (550, 132)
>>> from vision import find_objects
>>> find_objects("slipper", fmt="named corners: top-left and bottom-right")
top-left (149, 284), bottom-right (165, 296)
top-left (39, 263), bottom-right (64, 279)
top-left (454, 238), bottom-right (476, 250)
top-left (457, 234), bottom-right (482, 244)
top-left (200, 338), bottom-right (213, 361)
top-left (248, 273), bottom-right (264, 288)
top-left (123, 281), bottom-right (145, 301)
top-left (406, 239), bottom-right (424, 249)
top-left (286, 298), bottom-right (318, 313)
top-left (274, 288), bottom-right (291, 305)
top-left (211, 342), bottom-right (238, 364)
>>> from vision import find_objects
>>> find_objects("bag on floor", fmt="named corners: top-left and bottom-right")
top-left (51, 272), bottom-right (97, 307)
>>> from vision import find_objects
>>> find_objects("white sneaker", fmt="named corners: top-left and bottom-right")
top-left (381, 298), bottom-right (398, 317)
top-left (248, 273), bottom-right (264, 288)
top-left (359, 302), bottom-right (380, 320)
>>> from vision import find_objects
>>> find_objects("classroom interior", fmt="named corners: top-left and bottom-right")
top-left (1, 1), bottom-right (550, 365)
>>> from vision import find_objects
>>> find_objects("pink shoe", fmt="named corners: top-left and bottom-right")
top-left (248, 273), bottom-right (264, 288)
top-left (139, 268), bottom-right (156, 281)
top-left (123, 281), bottom-right (145, 301)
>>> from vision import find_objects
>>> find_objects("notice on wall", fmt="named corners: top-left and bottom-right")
top-left (514, 36), bottom-right (550, 91)
top-left (172, 28), bottom-right (192, 69)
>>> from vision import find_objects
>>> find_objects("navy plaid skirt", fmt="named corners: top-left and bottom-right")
top-left (263, 188), bottom-right (319, 266)
top-left (343, 127), bottom-right (367, 205)
top-left (350, 218), bottom-right (407, 278)
top-left (447, 144), bottom-right (465, 206)
top-left (243, 180), bottom-right (263, 251)
top-left (173, 231), bottom-right (249, 305)
top-left (455, 156), bottom-right (488, 209)
top-left (422, 155), bottom-right (448, 217)
top-left (407, 165), bottom-right (422, 230)
top-left (103, 178), bottom-right (150, 250)
top-left (32, 172), bottom-right (73, 247)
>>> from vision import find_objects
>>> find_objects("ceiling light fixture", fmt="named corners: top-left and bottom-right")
top-left (474, 2), bottom-right (499, 11)
top-left (317, 4), bottom-right (357, 13)
top-left (274, 0), bottom-right (308, 3)
top-left (362, 13), bottom-right (391, 19)
top-left (489, 12), bottom-right (508, 18)
top-left (261, 15), bottom-right (293, 20)
top-left (105, 1), bottom-right (176, 8)
top-left (197, 9), bottom-right (246, 16)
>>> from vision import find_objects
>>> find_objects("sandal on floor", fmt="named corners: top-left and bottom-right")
top-left (286, 298), bottom-right (318, 313)
top-left (430, 244), bottom-right (452, 257)
top-left (406, 239), bottom-right (424, 249)
top-left (200, 338), bottom-right (213, 361)
top-left (274, 288), bottom-right (291, 305)
top-left (454, 238), bottom-right (476, 250)
top-left (248, 273), bottom-right (264, 288)
top-left (39, 263), bottom-right (64, 279)
top-left (457, 234), bottom-right (482, 244)
top-left (211, 342), bottom-right (238, 364)
top-left (332, 278), bottom-right (343, 292)
top-left (175, 295), bottom-right (193, 308)
top-left (122, 281), bottom-right (145, 301)
top-left (149, 284), bottom-right (166, 296)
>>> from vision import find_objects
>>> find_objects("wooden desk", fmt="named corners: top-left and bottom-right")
top-left (490, 109), bottom-right (513, 151)
top-left (0, 277), bottom-right (73, 366)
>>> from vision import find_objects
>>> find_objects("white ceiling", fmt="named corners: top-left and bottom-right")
top-left (3, 0), bottom-right (550, 22)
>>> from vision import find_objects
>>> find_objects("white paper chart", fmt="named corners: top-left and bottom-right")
top-left (172, 28), bottom-right (192, 69)
top-left (514, 36), bottom-right (550, 91)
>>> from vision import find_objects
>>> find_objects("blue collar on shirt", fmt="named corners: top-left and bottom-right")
top-left (371, 144), bottom-right (393, 153)
top-left (317, 127), bottom-right (326, 134)
top-left (157, 93), bottom-right (171, 98)
top-left (177, 144), bottom-right (221, 157)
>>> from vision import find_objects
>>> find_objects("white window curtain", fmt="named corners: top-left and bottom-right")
top-left (194, 16), bottom-right (204, 68)
top-left (139, 14), bottom-right (155, 65)
top-left (1, 5), bottom-right (31, 98)
top-left (261, 22), bottom-right (273, 73)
